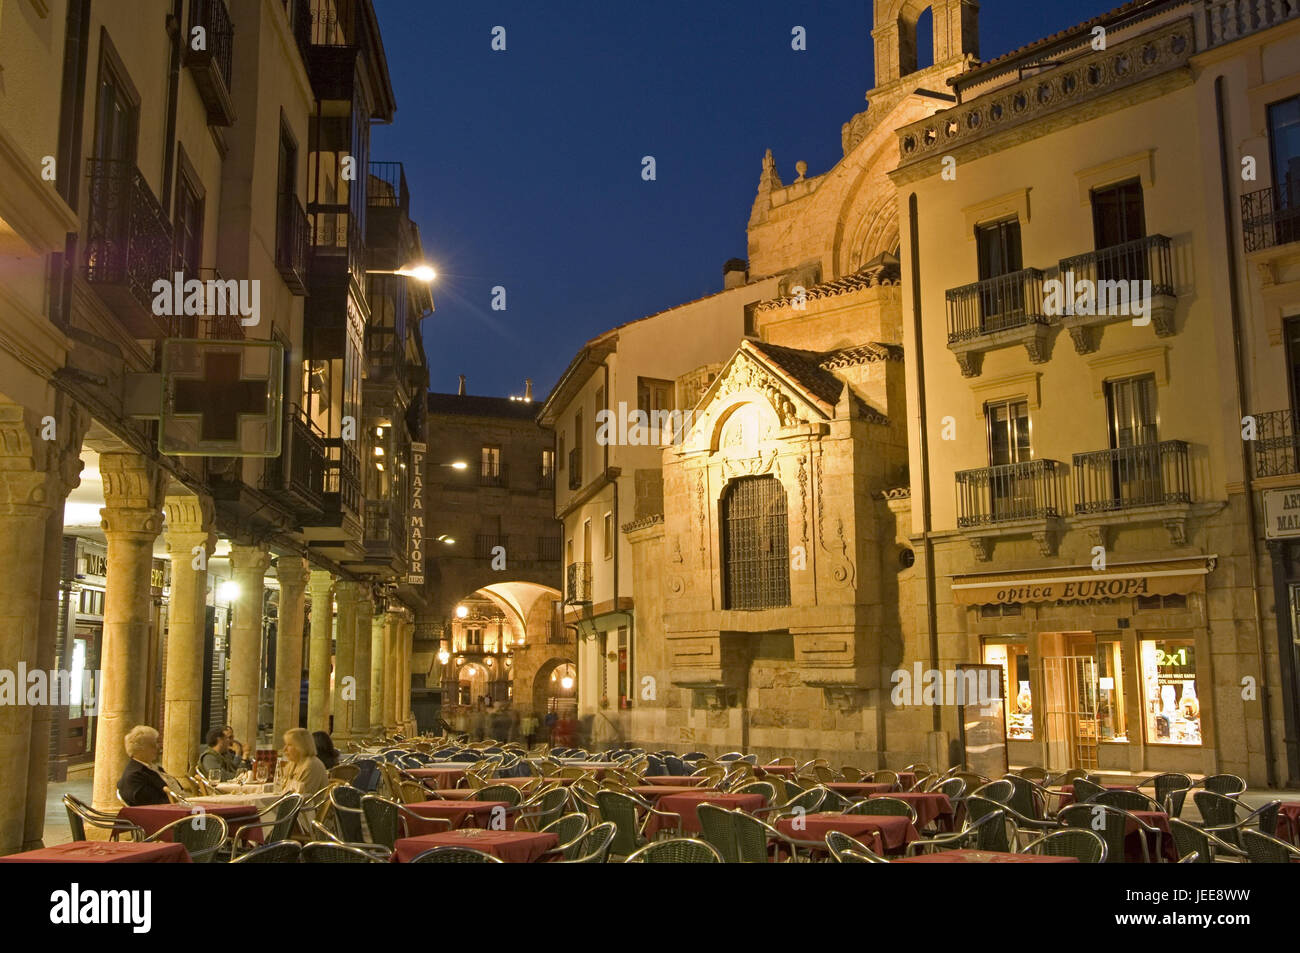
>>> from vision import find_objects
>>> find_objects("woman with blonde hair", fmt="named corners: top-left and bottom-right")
top-left (278, 727), bottom-right (328, 796)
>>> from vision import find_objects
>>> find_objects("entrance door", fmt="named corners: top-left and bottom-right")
top-left (1042, 652), bottom-right (1100, 771)
top-left (64, 628), bottom-right (97, 758)
top-left (1104, 374), bottom-right (1160, 508)
top-left (985, 398), bottom-right (1032, 520)
top-left (975, 218), bottom-right (1025, 332)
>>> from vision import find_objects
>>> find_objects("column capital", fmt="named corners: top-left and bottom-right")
top-left (99, 453), bottom-right (166, 538)
top-left (307, 569), bottom-right (335, 599)
top-left (163, 494), bottom-right (216, 557)
top-left (274, 555), bottom-right (311, 591)
top-left (229, 542), bottom-right (272, 576)
top-left (0, 400), bottom-right (88, 516)
top-left (335, 580), bottom-right (364, 604)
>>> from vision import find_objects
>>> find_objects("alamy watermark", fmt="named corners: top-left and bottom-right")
top-left (151, 271), bottom-right (260, 327)
top-left (0, 664), bottom-right (100, 712)
top-left (890, 663), bottom-right (1003, 714)
top-left (1043, 272), bottom-right (1152, 325)
top-left (595, 402), bottom-right (699, 446)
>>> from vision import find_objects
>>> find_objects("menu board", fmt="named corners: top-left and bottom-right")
top-left (958, 663), bottom-right (1008, 778)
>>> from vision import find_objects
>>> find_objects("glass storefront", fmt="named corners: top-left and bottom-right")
top-left (983, 641), bottom-right (1033, 739)
top-left (1096, 638), bottom-right (1128, 743)
top-left (1140, 638), bottom-right (1201, 745)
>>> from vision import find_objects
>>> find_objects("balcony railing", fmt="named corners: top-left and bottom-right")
top-left (275, 192), bottom-right (309, 294)
top-left (538, 464), bottom-right (556, 490)
top-left (84, 158), bottom-right (174, 337)
top-left (480, 460), bottom-right (507, 487)
top-left (307, 0), bottom-right (357, 46)
top-left (308, 204), bottom-right (366, 292)
top-left (1242, 186), bottom-right (1300, 253)
top-left (1073, 441), bottom-right (1191, 514)
top-left (1058, 234), bottom-right (1174, 300)
top-left (475, 534), bottom-right (508, 559)
top-left (261, 404), bottom-right (326, 511)
top-left (946, 268), bottom-right (1048, 343)
top-left (1249, 409), bottom-right (1300, 478)
top-left (184, 0), bottom-right (235, 125)
top-left (568, 447), bottom-right (582, 490)
top-left (955, 459), bottom-right (1065, 527)
top-left (566, 561), bottom-right (592, 604)
top-left (368, 161), bottom-right (409, 211)
top-left (538, 536), bottom-right (562, 562)
top-left (364, 498), bottom-right (405, 547)
top-left (324, 441), bottom-right (362, 515)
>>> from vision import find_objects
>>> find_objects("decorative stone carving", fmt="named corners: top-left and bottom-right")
top-left (715, 352), bottom-right (801, 428)
top-left (99, 453), bottom-right (167, 538)
top-left (970, 537), bottom-right (994, 562)
top-left (1032, 528), bottom-right (1059, 558)
top-left (955, 350), bottom-right (983, 378)
top-left (1164, 516), bottom-right (1187, 547)
top-left (1068, 325), bottom-right (1099, 354)
top-left (797, 455), bottom-right (809, 544)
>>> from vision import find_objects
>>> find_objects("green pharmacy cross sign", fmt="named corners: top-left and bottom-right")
top-left (159, 339), bottom-right (283, 456)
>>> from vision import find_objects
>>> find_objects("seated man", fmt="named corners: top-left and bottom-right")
top-left (118, 725), bottom-right (170, 806)
top-left (198, 726), bottom-right (244, 781)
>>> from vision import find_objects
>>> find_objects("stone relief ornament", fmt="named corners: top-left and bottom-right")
top-left (716, 353), bottom-right (801, 428)
top-left (797, 455), bottom-right (809, 544)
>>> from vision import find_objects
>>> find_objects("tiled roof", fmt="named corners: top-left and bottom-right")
top-left (746, 340), bottom-right (890, 425)
top-left (755, 257), bottom-right (901, 312)
top-left (427, 392), bottom-right (542, 420)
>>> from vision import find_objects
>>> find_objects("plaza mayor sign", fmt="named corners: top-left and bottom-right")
top-left (951, 557), bottom-right (1214, 607)
top-left (407, 442), bottom-right (425, 585)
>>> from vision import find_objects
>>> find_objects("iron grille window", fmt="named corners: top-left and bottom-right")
top-left (721, 476), bottom-right (791, 610)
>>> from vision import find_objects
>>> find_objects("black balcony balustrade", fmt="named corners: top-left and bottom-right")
top-left (946, 268), bottom-right (1049, 343)
top-left (324, 441), bottom-right (362, 515)
top-left (363, 498), bottom-right (405, 547)
top-left (537, 536), bottom-right (562, 562)
top-left (475, 534), bottom-right (508, 559)
top-left (368, 162), bottom-right (409, 211)
top-left (568, 447), bottom-right (582, 490)
top-left (538, 464), bottom-right (556, 490)
top-left (1242, 186), bottom-right (1300, 253)
top-left (307, 0), bottom-right (358, 46)
top-left (84, 158), bottom-right (174, 337)
top-left (308, 205), bottom-right (366, 292)
top-left (479, 460), bottom-right (507, 487)
top-left (275, 192), bottom-right (309, 295)
top-left (566, 561), bottom-right (592, 604)
top-left (955, 459), bottom-right (1065, 527)
top-left (1058, 234), bottom-right (1174, 300)
top-left (1073, 440), bottom-right (1191, 514)
top-left (1249, 409), bottom-right (1300, 478)
top-left (261, 404), bottom-right (326, 511)
top-left (184, 0), bottom-right (235, 125)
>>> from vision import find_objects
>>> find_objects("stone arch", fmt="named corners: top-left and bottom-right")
top-left (532, 657), bottom-right (578, 716)
top-left (708, 396), bottom-right (782, 457)
top-left (873, 0), bottom-right (979, 87)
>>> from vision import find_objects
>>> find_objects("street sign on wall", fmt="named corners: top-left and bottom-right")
top-left (1263, 488), bottom-right (1300, 539)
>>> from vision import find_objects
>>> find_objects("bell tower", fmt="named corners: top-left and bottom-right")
top-left (872, 0), bottom-right (980, 88)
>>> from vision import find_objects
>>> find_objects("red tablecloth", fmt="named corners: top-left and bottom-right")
top-left (648, 791), bottom-right (765, 835)
top-left (827, 782), bottom-right (896, 796)
top-left (1124, 809), bottom-right (1176, 862)
top-left (897, 772), bottom-right (918, 790)
top-left (771, 814), bottom-right (887, 855)
top-left (871, 792), bottom-right (954, 830)
top-left (0, 841), bottom-right (191, 863)
top-left (118, 803), bottom-right (260, 839)
top-left (405, 799), bottom-right (511, 833)
top-left (407, 767), bottom-right (467, 786)
top-left (776, 812), bottom-right (918, 853)
top-left (1055, 783), bottom-right (1139, 809)
top-left (642, 775), bottom-right (708, 786)
top-left (632, 785), bottom-right (714, 800)
top-left (895, 849), bottom-right (1076, 864)
top-left (393, 830), bottom-right (557, 863)
top-left (1277, 803), bottom-right (1300, 845)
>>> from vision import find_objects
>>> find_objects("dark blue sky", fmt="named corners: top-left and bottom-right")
top-left (372, 1), bottom-right (1119, 400)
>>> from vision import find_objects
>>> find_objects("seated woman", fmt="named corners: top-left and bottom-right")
top-left (118, 725), bottom-right (170, 806)
top-left (312, 730), bottom-right (339, 770)
top-left (279, 727), bottom-right (328, 796)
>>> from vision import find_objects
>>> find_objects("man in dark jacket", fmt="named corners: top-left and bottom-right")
top-left (117, 725), bottom-right (170, 806)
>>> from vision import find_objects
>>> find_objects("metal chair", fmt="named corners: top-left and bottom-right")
top-left (63, 794), bottom-right (144, 842)
top-left (408, 846), bottom-right (503, 863)
top-left (230, 793), bottom-right (303, 853)
top-left (1193, 792), bottom-right (1280, 847)
top-left (732, 807), bottom-right (824, 862)
top-left (361, 793), bottom-right (451, 847)
top-left (229, 840), bottom-right (302, 863)
top-left (1094, 789), bottom-right (1163, 813)
top-left (144, 813), bottom-right (228, 862)
top-left (845, 796), bottom-right (917, 825)
top-left (596, 790), bottom-right (680, 858)
top-left (555, 821), bottom-right (617, 863)
top-left (825, 830), bottom-right (889, 863)
top-left (1021, 828), bottom-right (1107, 863)
top-left (329, 785), bottom-right (366, 842)
top-left (1240, 828), bottom-right (1300, 863)
top-left (697, 803), bottom-right (741, 863)
top-left (1201, 774), bottom-right (1246, 798)
top-left (905, 807), bottom-right (1011, 855)
top-left (1068, 777), bottom-right (1107, 804)
top-left (625, 838), bottom-right (723, 863)
top-left (1137, 772), bottom-right (1192, 815)
top-left (1169, 817), bottom-right (1246, 862)
top-left (300, 841), bottom-right (389, 863)
top-left (475, 783), bottom-right (524, 806)
top-left (970, 779), bottom-right (1014, 804)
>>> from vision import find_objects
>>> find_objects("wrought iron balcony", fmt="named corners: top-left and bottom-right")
top-left (260, 403), bottom-right (326, 513)
top-left (1241, 186), bottom-right (1300, 253)
top-left (537, 536), bottom-right (562, 562)
top-left (84, 158), bottom-right (174, 337)
top-left (475, 534), bottom-right (508, 559)
top-left (479, 460), bottom-right (507, 487)
top-left (538, 464), bottom-right (556, 490)
top-left (167, 269), bottom-right (245, 340)
top-left (368, 162), bottom-right (409, 211)
top-left (566, 561), bottom-right (592, 604)
top-left (568, 447), bottom-right (582, 490)
top-left (184, 0), bottom-right (235, 125)
top-left (1073, 440), bottom-right (1191, 514)
top-left (275, 192), bottom-right (309, 294)
top-left (323, 441), bottom-right (362, 516)
top-left (1055, 234), bottom-right (1176, 347)
top-left (945, 268), bottom-right (1050, 375)
top-left (308, 205), bottom-right (366, 292)
top-left (1249, 409), bottom-right (1300, 478)
top-left (955, 459), bottom-right (1066, 527)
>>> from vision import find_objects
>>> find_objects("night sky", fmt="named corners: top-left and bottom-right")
top-left (371, 1), bottom-right (1121, 401)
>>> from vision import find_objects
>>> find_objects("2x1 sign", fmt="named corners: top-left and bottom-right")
top-left (1263, 488), bottom-right (1300, 539)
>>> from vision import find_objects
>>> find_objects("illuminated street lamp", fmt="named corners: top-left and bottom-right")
top-left (455, 605), bottom-right (468, 618)
top-left (367, 263), bottom-right (437, 283)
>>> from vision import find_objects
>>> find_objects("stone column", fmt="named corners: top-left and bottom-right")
top-left (92, 452), bottom-right (166, 811)
top-left (272, 556), bottom-right (310, 746)
top-left (400, 618), bottom-right (414, 733)
top-left (370, 607), bottom-right (387, 732)
top-left (227, 544), bottom-right (271, 758)
top-left (332, 581), bottom-right (360, 741)
top-left (353, 590), bottom-right (374, 739)
top-left (160, 494), bottom-right (215, 780)
top-left (382, 611), bottom-right (399, 733)
top-left (306, 570), bottom-right (334, 732)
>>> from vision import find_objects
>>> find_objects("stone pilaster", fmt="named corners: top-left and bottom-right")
top-left (353, 590), bottom-right (374, 739)
top-left (400, 618), bottom-right (414, 734)
top-left (272, 556), bottom-right (310, 746)
top-left (306, 571), bottom-right (334, 732)
top-left (370, 607), bottom-right (387, 732)
top-left (332, 581), bottom-right (361, 741)
top-left (92, 452), bottom-right (166, 811)
top-left (382, 611), bottom-right (399, 733)
top-left (227, 544), bottom-right (271, 756)
top-left (160, 494), bottom-right (216, 780)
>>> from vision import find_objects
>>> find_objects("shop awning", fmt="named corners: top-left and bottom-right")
top-left (951, 555), bottom-right (1216, 607)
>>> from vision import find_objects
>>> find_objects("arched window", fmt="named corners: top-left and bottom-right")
top-left (721, 476), bottom-right (791, 610)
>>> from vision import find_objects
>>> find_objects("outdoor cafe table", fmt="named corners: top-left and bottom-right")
top-left (827, 781), bottom-right (896, 797)
top-left (0, 841), bottom-right (192, 863)
top-left (1277, 803), bottom-right (1300, 845)
top-left (632, 785), bottom-right (715, 801)
top-left (408, 766), bottom-right (468, 786)
top-left (404, 799), bottom-right (512, 833)
top-left (646, 791), bottom-right (766, 835)
top-left (393, 829), bottom-right (557, 863)
top-left (760, 764), bottom-right (798, 776)
top-left (869, 791), bottom-right (954, 831)
top-left (214, 781), bottom-right (277, 795)
top-left (1053, 783), bottom-right (1140, 809)
top-left (117, 802), bottom-right (261, 839)
top-left (897, 771), bottom-right (918, 790)
top-left (642, 774), bottom-right (708, 786)
top-left (190, 792), bottom-right (283, 813)
top-left (774, 812), bottom-right (918, 854)
top-left (894, 850), bottom-right (1076, 864)
top-left (1124, 810), bottom-right (1176, 862)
